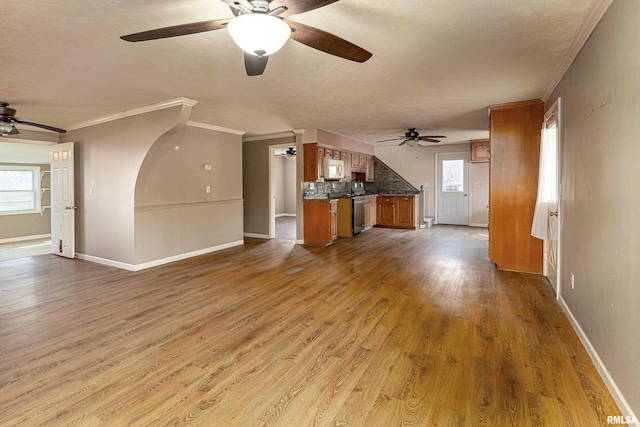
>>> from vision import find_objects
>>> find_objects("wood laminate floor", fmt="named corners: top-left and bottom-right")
top-left (0, 226), bottom-right (620, 426)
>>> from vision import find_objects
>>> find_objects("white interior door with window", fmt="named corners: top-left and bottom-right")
top-left (436, 153), bottom-right (469, 225)
top-left (50, 143), bottom-right (75, 258)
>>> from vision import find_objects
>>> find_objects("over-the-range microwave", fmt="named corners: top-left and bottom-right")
top-left (324, 158), bottom-right (344, 180)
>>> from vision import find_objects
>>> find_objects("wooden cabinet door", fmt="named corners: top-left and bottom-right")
top-left (377, 197), bottom-right (395, 226)
top-left (317, 146), bottom-right (325, 179)
top-left (369, 197), bottom-right (377, 226)
top-left (332, 150), bottom-right (341, 160)
top-left (303, 201), bottom-right (331, 246)
top-left (365, 155), bottom-right (374, 182)
top-left (341, 152), bottom-right (352, 182)
top-left (330, 200), bottom-right (338, 241)
top-left (351, 153), bottom-right (360, 169)
top-left (303, 143), bottom-right (318, 181)
top-left (396, 196), bottom-right (415, 228)
top-left (364, 199), bottom-right (371, 226)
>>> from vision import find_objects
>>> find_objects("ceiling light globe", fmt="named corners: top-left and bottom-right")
top-left (0, 121), bottom-right (14, 136)
top-left (227, 14), bottom-right (291, 57)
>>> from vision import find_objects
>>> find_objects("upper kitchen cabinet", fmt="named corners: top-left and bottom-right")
top-left (489, 99), bottom-right (544, 274)
top-left (304, 143), bottom-right (322, 181)
top-left (365, 155), bottom-right (375, 182)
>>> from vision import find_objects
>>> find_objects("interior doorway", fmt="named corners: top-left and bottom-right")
top-left (270, 145), bottom-right (298, 240)
top-left (435, 152), bottom-right (470, 225)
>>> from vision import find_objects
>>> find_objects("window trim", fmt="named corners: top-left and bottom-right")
top-left (0, 165), bottom-right (42, 216)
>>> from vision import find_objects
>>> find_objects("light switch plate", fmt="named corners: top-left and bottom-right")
top-left (204, 164), bottom-right (212, 171)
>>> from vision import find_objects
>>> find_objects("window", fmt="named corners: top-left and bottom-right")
top-left (0, 165), bottom-right (41, 215)
top-left (442, 159), bottom-right (464, 192)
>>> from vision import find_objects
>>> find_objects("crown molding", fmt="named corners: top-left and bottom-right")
top-left (243, 131), bottom-right (296, 142)
top-left (185, 121), bottom-right (245, 136)
top-left (0, 137), bottom-right (57, 146)
top-left (66, 98), bottom-right (198, 131)
top-left (542, 0), bottom-right (613, 101)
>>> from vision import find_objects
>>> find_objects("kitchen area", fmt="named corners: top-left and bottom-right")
top-left (302, 142), bottom-right (420, 246)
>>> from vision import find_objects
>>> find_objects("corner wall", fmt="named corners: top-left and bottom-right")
top-left (62, 105), bottom-right (190, 265)
top-left (549, 0), bottom-right (639, 416)
top-left (134, 125), bottom-right (244, 265)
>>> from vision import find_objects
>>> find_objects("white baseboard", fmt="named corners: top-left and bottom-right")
top-left (275, 213), bottom-right (296, 218)
top-left (470, 222), bottom-right (489, 228)
top-left (558, 295), bottom-right (637, 421)
top-left (77, 240), bottom-right (245, 272)
top-left (295, 239), bottom-right (304, 245)
top-left (0, 233), bottom-right (51, 244)
top-left (76, 253), bottom-right (136, 271)
top-left (244, 233), bottom-right (271, 239)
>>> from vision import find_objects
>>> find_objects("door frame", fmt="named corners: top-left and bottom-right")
top-left (269, 143), bottom-right (298, 239)
top-left (434, 151), bottom-right (470, 225)
top-left (543, 98), bottom-right (562, 297)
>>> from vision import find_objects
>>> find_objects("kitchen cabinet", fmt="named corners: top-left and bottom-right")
top-left (303, 143), bottom-right (373, 182)
top-left (489, 99), bottom-right (543, 273)
top-left (337, 198), bottom-right (353, 237)
top-left (376, 197), bottom-right (396, 227)
top-left (340, 152), bottom-right (352, 182)
top-left (303, 200), bottom-right (337, 246)
top-left (365, 155), bottom-right (375, 182)
top-left (376, 195), bottom-right (417, 229)
top-left (330, 200), bottom-right (338, 242)
top-left (351, 153), bottom-right (366, 173)
top-left (364, 195), bottom-right (376, 230)
top-left (470, 139), bottom-right (490, 162)
top-left (304, 144), bottom-right (321, 181)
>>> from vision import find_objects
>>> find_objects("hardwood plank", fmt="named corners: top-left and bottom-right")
top-left (0, 226), bottom-right (622, 426)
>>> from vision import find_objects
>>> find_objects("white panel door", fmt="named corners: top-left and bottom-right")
top-left (544, 118), bottom-right (560, 292)
top-left (437, 153), bottom-right (469, 225)
top-left (50, 143), bottom-right (75, 258)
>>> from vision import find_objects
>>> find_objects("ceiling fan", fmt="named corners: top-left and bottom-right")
top-left (0, 102), bottom-right (67, 137)
top-left (276, 147), bottom-right (296, 160)
top-left (120, 0), bottom-right (373, 76)
top-left (377, 128), bottom-right (447, 146)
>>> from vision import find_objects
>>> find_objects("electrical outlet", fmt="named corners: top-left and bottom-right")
top-left (571, 273), bottom-right (575, 290)
top-left (205, 185), bottom-right (211, 194)
top-left (203, 164), bottom-right (212, 171)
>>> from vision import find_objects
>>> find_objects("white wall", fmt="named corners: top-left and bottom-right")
top-left (375, 142), bottom-right (488, 225)
top-left (549, 0), bottom-right (639, 416)
top-left (274, 156), bottom-right (285, 215)
top-left (470, 162), bottom-right (489, 226)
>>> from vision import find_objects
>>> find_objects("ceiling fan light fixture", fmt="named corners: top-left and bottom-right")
top-left (227, 14), bottom-right (291, 57)
top-left (0, 120), bottom-right (14, 136)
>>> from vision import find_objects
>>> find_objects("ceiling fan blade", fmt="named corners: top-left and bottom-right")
top-left (376, 137), bottom-right (402, 143)
top-left (287, 21), bottom-right (372, 63)
top-left (270, 0), bottom-right (339, 17)
top-left (13, 117), bottom-right (67, 134)
top-left (121, 18), bottom-right (231, 42)
top-left (421, 138), bottom-right (441, 143)
top-left (244, 53), bottom-right (269, 76)
top-left (421, 135), bottom-right (446, 139)
top-left (398, 140), bottom-right (407, 146)
top-left (8, 126), bottom-right (20, 135)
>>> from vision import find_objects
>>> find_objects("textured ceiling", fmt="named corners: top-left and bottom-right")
top-left (2, 0), bottom-right (599, 145)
